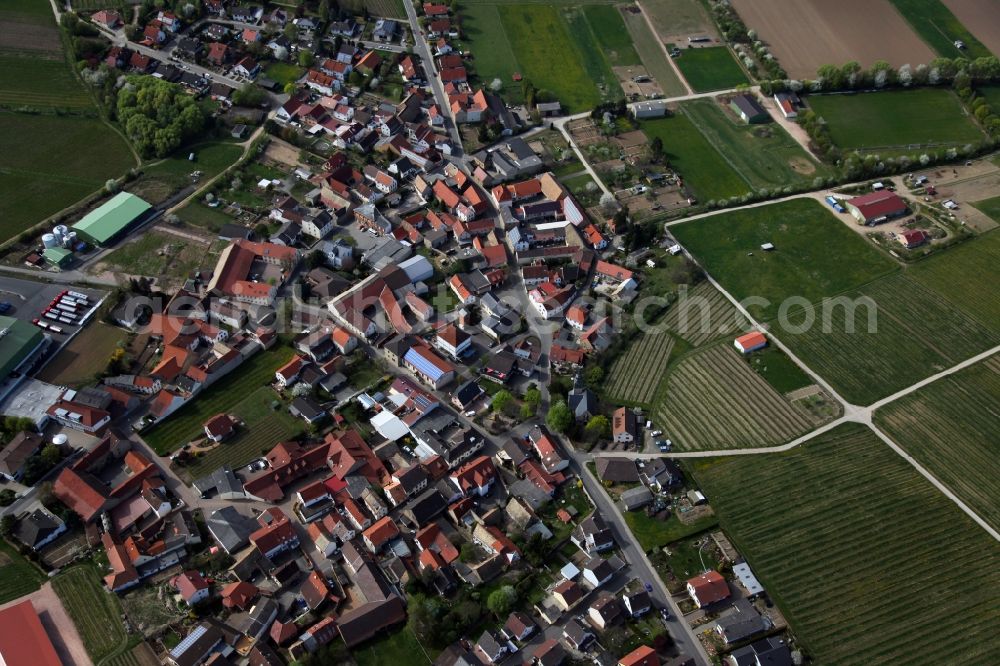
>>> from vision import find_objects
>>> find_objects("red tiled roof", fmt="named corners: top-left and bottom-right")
top-left (687, 570), bottom-right (730, 606)
top-left (222, 581), bottom-right (259, 609)
top-left (363, 516), bottom-right (400, 549)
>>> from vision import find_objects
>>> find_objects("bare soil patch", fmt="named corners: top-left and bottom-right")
top-left (731, 0), bottom-right (935, 79)
top-left (943, 0), bottom-right (1000, 57)
top-left (788, 157), bottom-right (816, 175)
top-left (263, 138), bottom-right (302, 168)
top-left (613, 64), bottom-right (664, 100)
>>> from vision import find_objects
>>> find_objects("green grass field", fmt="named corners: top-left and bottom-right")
top-left (179, 387), bottom-right (305, 481)
top-left (52, 564), bottom-right (130, 663)
top-left (780, 273), bottom-right (1000, 404)
top-left (0, 112), bottom-right (134, 242)
top-left (641, 114), bottom-right (749, 202)
top-left (807, 89), bottom-right (983, 151)
top-left (743, 345), bottom-right (814, 394)
top-left (888, 0), bottom-right (992, 59)
top-left (624, 509), bottom-right (718, 553)
top-left (691, 423), bottom-right (1000, 665)
top-left (971, 194), bottom-right (1000, 223)
top-left (0, 538), bottom-right (45, 603)
top-left (463, 3), bottom-right (627, 112)
top-left (0, 0), bottom-right (137, 242)
top-left (673, 46), bottom-right (747, 92)
top-left (143, 346), bottom-right (296, 454)
top-left (875, 355), bottom-right (1000, 531)
top-left (682, 99), bottom-right (832, 191)
top-left (264, 62), bottom-right (305, 87)
top-left (641, 0), bottom-right (716, 39)
top-left (353, 627), bottom-right (429, 666)
top-left (671, 199), bottom-right (898, 320)
top-left (579, 5), bottom-right (640, 67)
top-left (618, 4), bottom-right (686, 97)
top-left (126, 141), bottom-right (243, 205)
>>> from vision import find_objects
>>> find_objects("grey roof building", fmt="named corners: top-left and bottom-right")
top-left (206, 507), bottom-right (258, 554)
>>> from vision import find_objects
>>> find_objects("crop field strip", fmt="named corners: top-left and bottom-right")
top-left (653, 344), bottom-right (817, 451)
top-left (606, 331), bottom-right (675, 404)
top-left (875, 355), bottom-right (1000, 531)
top-left (659, 282), bottom-right (747, 347)
top-left (779, 273), bottom-right (1000, 405)
top-left (692, 423), bottom-right (1000, 665)
top-left (0, 539), bottom-right (45, 603)
top-left (52, 565), bottom-right (129, 663)
top-left (618, 5), bottom-right (686, 97)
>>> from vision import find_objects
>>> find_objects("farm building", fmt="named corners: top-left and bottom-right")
top-left (734, 332), bottom-right (767, 354)
top-left (729, 94), bottom-right (769, 124)
top-left (845, 191), bottom-right (909, 225)
top-left (773, 92), bottom-right (800, 119)
top-left (631, 100), bottom-right (669, 119)
top-left (71, 192), bottom-right (153, 246)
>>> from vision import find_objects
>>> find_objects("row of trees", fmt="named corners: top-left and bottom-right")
top-left (761, 55), bottom-right (1000, 97)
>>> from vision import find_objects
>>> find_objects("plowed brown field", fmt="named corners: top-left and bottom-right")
top-left (731, 0), bottom-right (935, 79)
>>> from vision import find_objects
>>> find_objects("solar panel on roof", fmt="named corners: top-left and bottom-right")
top-left (171, 625), bottom-right (208, 658)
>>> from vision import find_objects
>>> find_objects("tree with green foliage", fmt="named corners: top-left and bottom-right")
top-left (584, 415), bottom-right (610, 441)
top-left (0, 489), bottom-right (16, 507)
top-left (546, 400), bottom-right (573, 433)
top-left (116, 77), bottom-right (207, 158)
top-left (487, 585), bottom-right (517, 618)
top-left (40, 445), bottom-right (62, 468)
top-left (460, 542), bottom-right (478, 562)
top-left (584, 366), bottom-right (604, 390)
top-left (0, 515), bottom-right (14, 538)
top-left (232, 83), bottom-right (268, 107)
top-left (298, 49), bottom-right (314, 68)
top-left (491, 390), bottom-right (513, 414)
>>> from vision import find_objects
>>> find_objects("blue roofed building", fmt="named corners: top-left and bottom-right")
top-left (403, 343), bottom-right (456, 389)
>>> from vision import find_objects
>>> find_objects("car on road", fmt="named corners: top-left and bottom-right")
top-left (644, 582), bottom-right (653, 592)
top-left (0, 301), bottom-right (11, 314)
top-left (651, 429), bottom-right (663, 437)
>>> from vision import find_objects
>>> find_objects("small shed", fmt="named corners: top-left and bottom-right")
top-left (734, 331), bottom-right (767, 354)
top-left (729, 94), bottom-right (769, 124)
top-left (43, 247), bottom-right (73, 268)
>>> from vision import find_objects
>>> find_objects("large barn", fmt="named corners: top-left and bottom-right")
top-left (845, 191), bottom-right (909, 225)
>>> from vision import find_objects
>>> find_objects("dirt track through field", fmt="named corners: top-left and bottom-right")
top-left (731, 0), bottom-right (935, 79)
top-left (943, 0), bottom-right (1000, 57)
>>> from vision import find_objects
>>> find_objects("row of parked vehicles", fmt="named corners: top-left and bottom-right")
top-left (32, 290), bottom-right (90, 335)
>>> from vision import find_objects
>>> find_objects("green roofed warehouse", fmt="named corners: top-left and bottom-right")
top-left (0, 316), bottom-right (48, 401)
top-left (71, 192), bottom-right (152, 246)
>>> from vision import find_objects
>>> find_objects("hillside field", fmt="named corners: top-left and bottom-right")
top-left (875, 355), bottom-right (1000, 532)
top-left (691, 423), bottom-right (1000, 664)
top-left (671, 199), bottom-right (898, 321)
top-left (807, 89), bottom-right (983, 151)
